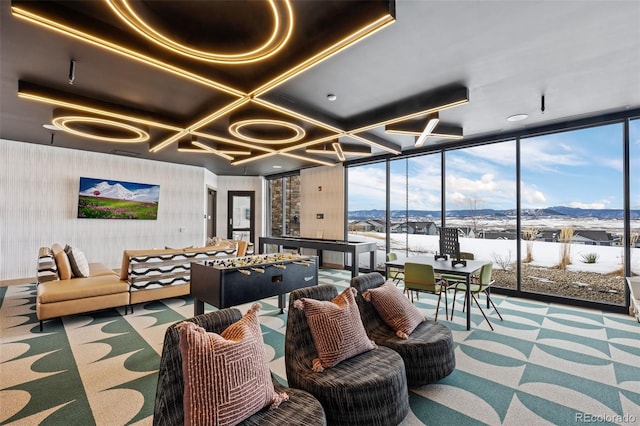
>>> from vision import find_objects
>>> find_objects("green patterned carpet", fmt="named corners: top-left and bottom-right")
top-left (2, 269), bottom-right (640, 425)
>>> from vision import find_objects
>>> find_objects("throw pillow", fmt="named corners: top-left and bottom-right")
top-left (179, 304), bottom-right (288, 426)
top-left (38, 247), bottom-right (59, 282)
top-left (65, 245), bottom-right (90, 278)
top-left (293, 287), bottom-right (376, 372)
top-left (363, 279), bottom-right (425, 339)
top-left (54, 250), bottom-right (74, 280)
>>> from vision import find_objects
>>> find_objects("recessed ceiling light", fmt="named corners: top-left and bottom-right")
top-left (327, 94), bottom-right (337, 101)
top-left (506, 114), bottom-right (528, 122)
top-left (42, 123), bottom-right (59, 130)
top-left (272, 165), bottom-right (282, 169)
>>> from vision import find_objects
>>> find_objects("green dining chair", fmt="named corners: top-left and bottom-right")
top-left (439, 251), bottom-right (475, 285)
top-left (403, 262), bottom-right (448, 321)
top-left (386, 252), bottom-right (404, 286)
top-left (449, 262), bottom-right (503, 330)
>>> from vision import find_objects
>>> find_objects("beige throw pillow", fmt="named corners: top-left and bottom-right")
top-left (363, 279), bottom-right (425, 339)
top-left (178, 304), bottom-right (288, 426)
top-left (293, 287), bottom-right (375, 372)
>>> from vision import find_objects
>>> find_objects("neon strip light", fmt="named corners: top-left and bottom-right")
top-left (106, 0), bottom-right (294, 64)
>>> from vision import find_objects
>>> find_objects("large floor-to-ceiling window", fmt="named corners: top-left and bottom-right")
top-left (445, 141), bottom-right (518, 289)
top-left (520, 124), bottom-right (625, 304)
top-left (389, 155), bottom-right (442, 257)
top-left (347, 162), bottom-right (387, 268)
top-left (630, 118), bottom-right (640, 277)
top-left (341, 111), bottom-right (639, 311)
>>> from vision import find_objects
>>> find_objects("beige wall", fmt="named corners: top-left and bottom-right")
top-left (300, 165), bottom-right (345, 266)
top-left (0, 139), bottom-right (234, 280)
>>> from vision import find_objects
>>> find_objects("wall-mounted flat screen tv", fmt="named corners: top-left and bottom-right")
top-left (77, 177), bottom-right (160, 220)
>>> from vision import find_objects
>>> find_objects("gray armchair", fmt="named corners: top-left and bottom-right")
top-left (285, 284), bottom-right (409, 426)
top-left (351, 272), bottom-right (456, 386)
top-left (153, 307), bottom-right (326, 425)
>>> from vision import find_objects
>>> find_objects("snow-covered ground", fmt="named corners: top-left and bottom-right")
top-left (351, 232), bottom-right (640, 276)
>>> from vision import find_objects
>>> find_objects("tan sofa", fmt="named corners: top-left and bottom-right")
top-left (36, 244), bottom-right (129, 331)
top-left (35, 241), bottom-right (247, 330)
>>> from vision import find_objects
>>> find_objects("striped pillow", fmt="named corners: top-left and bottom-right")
top-left (178, 304), bottom-right (288, 426)
top-left (294, 287), bottom-right (375, 372)
top-left (363, 279), bottom-right (425, 339)
top-left (37, 247), bottom-right (59, 283)
top-left (65, 245), bottom-right (90, 278)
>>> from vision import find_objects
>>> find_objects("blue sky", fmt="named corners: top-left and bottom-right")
top-left (349, 120), bottom-right (640, 211)
top-left (79, 177), bottom-right (158, 193)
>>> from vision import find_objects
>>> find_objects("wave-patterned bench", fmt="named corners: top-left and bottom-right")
top-left (120, 242), bottom-right (244, 307)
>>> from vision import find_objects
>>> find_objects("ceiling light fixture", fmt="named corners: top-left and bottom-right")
top-left (11, 6), bottom-right (245, 96)
top-left (106, 0), bottom-right (294, 64)
top-left (351, 86), bottom-right (469, 135)
top-left (228, 119), bottom-right (305, 144)
top-left (18, 84), bottom-right (183, 132)
top-left (179, 136), bottom-right (252, 158)
top-left (279, 151), bottom-right (336, 167)
top-left (327, 94), bottom-right (337, 101)
top-left (506, 113), bottom-right (528, 122)
top-left (51, 114), bottom-right (149, 143)
top-left (332, 142), bottom-right (345, 161)
top-left (252, 14), bottom-right (395, 96)
top-left (414, 114), bottom-right (440, 147)
top-left (305, 144), bottom-right (332, 154)
top-left (190, 141), bottom-right (234, 161)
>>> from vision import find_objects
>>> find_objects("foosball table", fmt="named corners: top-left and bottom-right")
top-left (190, 253), bottom-right (319, 315)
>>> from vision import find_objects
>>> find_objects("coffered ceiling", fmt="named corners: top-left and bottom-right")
top-left (2, 1), bottom-right (639, 176)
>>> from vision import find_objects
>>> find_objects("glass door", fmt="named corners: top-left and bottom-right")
top-left (228, 191), bottom-right (255, 244)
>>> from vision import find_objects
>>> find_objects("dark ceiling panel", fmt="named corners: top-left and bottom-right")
top-left (2, 0), bottom-right (639, 176)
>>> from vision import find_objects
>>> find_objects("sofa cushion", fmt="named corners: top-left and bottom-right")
top-left (88, 263), bottom-right (118, 278)
top-left (178, 304), bottom-right (287, 426)
top-left (54, 250), bottom-right (74, 280)
top-left (293, 287), bottom-right (375, 372)
top-left (363, 279), bottom-right (425, 339)
top-left (65, 245), bottom-right (90, 278)
top-left (37, 275), bottom-right (129, 304)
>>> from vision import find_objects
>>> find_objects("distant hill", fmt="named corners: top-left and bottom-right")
top-left (349, 206), bottom-right (640, 221)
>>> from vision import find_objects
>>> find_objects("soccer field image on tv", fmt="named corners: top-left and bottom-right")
top-left (77, 177), bottom-right (160, 220)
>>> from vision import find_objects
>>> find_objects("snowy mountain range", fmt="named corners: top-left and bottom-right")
top-left (349, 207), bottom-right (640, 221)
top-left (80, 181), bottom-right (159, 202)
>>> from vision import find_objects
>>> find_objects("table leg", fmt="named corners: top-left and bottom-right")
top-left (351, 248), bottom-right (358, 278)
top-left (278, 294), bottom-right (285, 314)
top-left (466, 275), bottom-right (471, 330)
top-left (194, 299), bottom-right (205, 316)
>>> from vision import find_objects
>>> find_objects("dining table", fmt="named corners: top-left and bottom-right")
top-left (385, 255), bottom-right (489, 330)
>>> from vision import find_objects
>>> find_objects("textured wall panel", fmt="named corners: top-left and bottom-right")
top-left (300, 166), bottom-right (345, 265)
top-left (0, 139), bottom-right (209, 280)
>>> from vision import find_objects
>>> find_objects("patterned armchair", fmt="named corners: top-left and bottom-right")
top-left (153, 308), bottom-right (326, 425)
top-left (351, 272), bottom-right (456, 386)
top-left (285, 284), bottom-right (409, 426)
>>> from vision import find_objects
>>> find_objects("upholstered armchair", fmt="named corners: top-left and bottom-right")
top-left (153, 308), bottom-right (326, 425)
top-left (351, 272), bottom-right (456, 386)
top-left (285, 284), bottom-right (409, 426)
